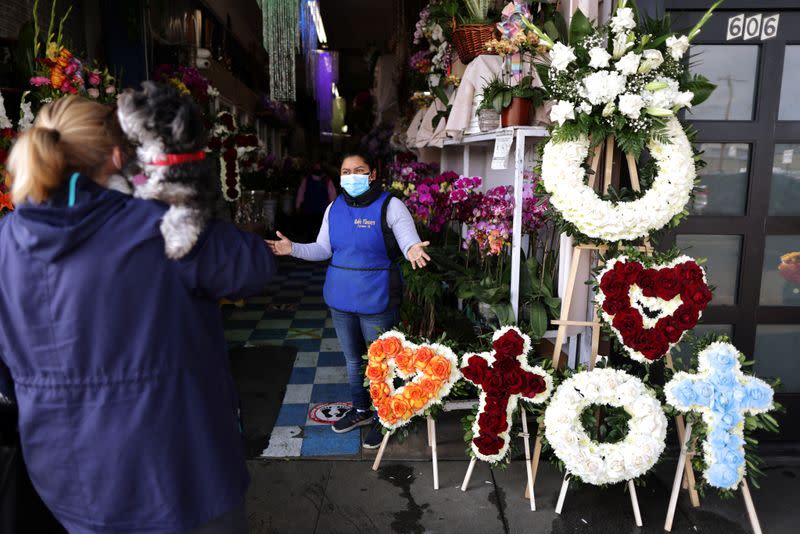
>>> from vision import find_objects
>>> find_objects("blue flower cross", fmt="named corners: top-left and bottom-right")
top-left (665, 341), bottom-right (774, 489)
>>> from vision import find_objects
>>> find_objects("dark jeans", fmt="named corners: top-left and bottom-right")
top-left (329, 307), bottom-right (399, 411)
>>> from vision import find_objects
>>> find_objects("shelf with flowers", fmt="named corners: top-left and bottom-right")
top-left (388, 159), bottom-right (559, 348)
top-left (26, 0), bottom-right (118, 110)
top-left (0, 91), bottom-right (20, 217)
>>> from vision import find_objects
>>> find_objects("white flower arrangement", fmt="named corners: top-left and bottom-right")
top-left (544, 368), bottom-right (668, 485)
top-left (665, 342), bottom-right (774, 489)
top-left (541, 116), bottom-right (696, 241)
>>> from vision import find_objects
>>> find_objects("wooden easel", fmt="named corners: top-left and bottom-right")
top-left (522, 136), bottom-right (701, 523)
top-left (371, 415), bottom-right (441, 490)
top-left (460, 406), bottom-right (538, 511)
top-left (664, 423), bottom-right (763, 533)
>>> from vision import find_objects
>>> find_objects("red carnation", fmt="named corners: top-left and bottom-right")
top-left (207, 138), bottom-right (222, 151)
top-left (655, 269), bottom-right (681, 300)
top-left (462, 356), bottom-right (489, 384)
top-left (220, 113), bottom-right (234, 129)
top-left (636, 268), bottom-right (658, 297)
top-left (484, 396), bottom-right (507, 418)
top-left (522, 374), bottom-right (546, 397)
top-left (677, 262), bottom-right (704, 283)
top-left (484, 373), bottom-right (505, 395)
top-left (226, 188), bottom-right (238, 198)
top-left (618, 260), bottom-right (645, 283)
top-left (600, 271), bottom-right (628, 298)
top-left (681, 283), bottom-right (712, 309)
top-left (474, 434), bottom-right (504, 456)
top-left (478, 411), bottom-right (508, 435)
top-left (675, 304), bottom-right (700, 330)
top-left (504, 370), bottom-right (525, 394)
top-left (657, 316), bottom-right (683, 343)
top-left (636, 329), bottom-right (669, 360)
top-left (492, 330), bottom-right (524, 359)
top-left (612, 308), bottom-right (643, 338)
top-left (602, 296), bottom-right (629, 316)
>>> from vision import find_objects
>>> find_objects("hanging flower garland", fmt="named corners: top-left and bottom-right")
top-left (544, 367), bottom-right (667, 485)
top-left (207, 111), bottom-right (259, 202)
top-left (367, 331), bottom-right (460, 431)
top-left (596, 255), bottom-right (712, 363)
top-left (665, 342), bottom-right (774, 489)
top-left (461, 327), bottom-right (552, 463)
top-left (528, 0), bottom-right (721, 242)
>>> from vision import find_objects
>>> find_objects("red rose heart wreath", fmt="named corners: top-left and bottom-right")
top-left (460, 327), bottom-right (552, 463)
top-left (597, 255), bottom-right (712, 363)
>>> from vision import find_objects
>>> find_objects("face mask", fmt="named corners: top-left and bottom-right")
top-left (340, 174), bottom-right (371, 197)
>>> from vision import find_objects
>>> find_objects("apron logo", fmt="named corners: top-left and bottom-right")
top-left (354, 218), bottom-right (376, 229)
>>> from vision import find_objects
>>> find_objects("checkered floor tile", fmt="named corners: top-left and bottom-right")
top-left (223, 259), bottom-right (362, 458)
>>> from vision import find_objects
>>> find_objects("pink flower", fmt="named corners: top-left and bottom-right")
top-left (88, 72), bottom-right (101, 86)
top-left (87, 88), bottom-right (100, 99)
top-left (105, 85), bottom-right (116, 94)
top-left (30, 77), bottom-right (50, 87)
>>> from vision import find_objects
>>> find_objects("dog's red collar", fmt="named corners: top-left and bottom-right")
top-left (149, 151), bottom-right (206, 166)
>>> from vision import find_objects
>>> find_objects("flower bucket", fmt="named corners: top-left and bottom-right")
top-left (452, 24), bottom-right (496, 64)
top-left (501, 97), bottom-right (532, 127)
top-left (478, 108), bottom-right (501, 132)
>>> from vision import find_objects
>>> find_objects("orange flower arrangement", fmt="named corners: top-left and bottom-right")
top-left (366, 331), bottom-right (460, 430)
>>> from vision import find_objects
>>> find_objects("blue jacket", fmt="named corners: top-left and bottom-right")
top-left (0, 177), bottom-right (276, 533)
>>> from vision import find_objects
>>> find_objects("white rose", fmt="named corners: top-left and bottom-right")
top-left (618, 93), bottom-right (644, 119)
top-left (578, 101), bottom-right (593, 114)
top-left (550, 42), bottom-right (577, 72)
top-left (610, 7), bottom-right (636, 35)
top-left (605, 451), bottom-right (627, 481)
top-left (550, 100), bottom-right (575, 125)
top-left (588, 47), bottom-right (611, 69)
top-left (638, 49), bottom-right (664, 74)
top-left (666, 35), bottom-right (690, 60)
top-left (615, 51), bottom-right (641, 76)
top-left (602, 101), bottom-right (616, 117)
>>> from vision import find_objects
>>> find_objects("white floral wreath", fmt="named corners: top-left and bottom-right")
top-left (541, 116), bottom-right (695, 242)
top-left (544, 368), bottom-right (667, 485)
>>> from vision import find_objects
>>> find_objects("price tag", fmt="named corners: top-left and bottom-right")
top-left (491, 130), bottom-right (515, 170)
top-left (783, 148), bottom-right (794, 165)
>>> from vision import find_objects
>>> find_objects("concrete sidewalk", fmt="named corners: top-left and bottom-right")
top-left (244, 455), bottom-right (800, 533)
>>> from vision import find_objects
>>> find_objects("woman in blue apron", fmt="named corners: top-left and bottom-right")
top-left (268, 152), bottom-right (430, 448)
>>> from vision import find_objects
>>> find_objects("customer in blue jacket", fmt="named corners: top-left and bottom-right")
top-left (267, 152), bottom-right (430, 448)
top-left (0, 96), bottom-right (276, 533)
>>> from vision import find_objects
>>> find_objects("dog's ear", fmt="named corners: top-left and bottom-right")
top-left (170, 99), bottom-right (204, 149)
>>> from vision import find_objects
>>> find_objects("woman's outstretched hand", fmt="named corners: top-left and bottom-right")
top-left (266, 231), bottom-right (293, 256)
top-left (408, 241), bottom-right (431, 270)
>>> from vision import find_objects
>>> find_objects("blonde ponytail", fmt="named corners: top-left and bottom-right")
top-left (7, 96), bottom-right (126, 204)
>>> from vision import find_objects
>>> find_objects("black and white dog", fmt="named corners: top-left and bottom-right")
top-left (117, 81), bottom-right (217, 259)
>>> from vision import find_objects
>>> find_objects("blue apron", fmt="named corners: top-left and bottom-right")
top-left (324, 192), bottom-right (393, 314)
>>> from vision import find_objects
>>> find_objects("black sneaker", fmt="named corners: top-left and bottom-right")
top-left (362, 423), bottom-right (385, 450)
top-left (332, 408), bottom-right (373, 433)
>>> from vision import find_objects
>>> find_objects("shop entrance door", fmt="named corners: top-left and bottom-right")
top-left (664, 2), bottom-right (800, 440)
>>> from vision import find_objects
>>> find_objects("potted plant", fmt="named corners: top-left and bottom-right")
top-left (476, 77), bottom-right (504, 131)
top-left (488, 75), bottom-right (545, 127)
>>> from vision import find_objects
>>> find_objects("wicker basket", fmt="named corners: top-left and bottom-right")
top-left (452, 23), bottom-right (496, 64)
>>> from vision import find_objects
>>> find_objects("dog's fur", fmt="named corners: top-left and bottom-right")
top-left (117, 82), bottom-right (217, 259)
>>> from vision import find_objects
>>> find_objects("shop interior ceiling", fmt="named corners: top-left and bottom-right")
top-left (319, 0), bottom-right (405, 51)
